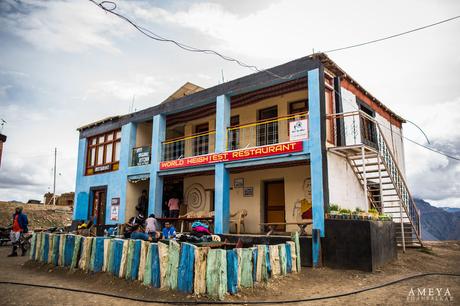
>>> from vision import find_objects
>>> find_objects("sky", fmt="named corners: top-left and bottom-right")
top-left (0, 0), bottom-right (459, 207)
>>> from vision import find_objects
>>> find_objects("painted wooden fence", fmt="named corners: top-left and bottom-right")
top-left (30, 232), bottom-right (301, 300)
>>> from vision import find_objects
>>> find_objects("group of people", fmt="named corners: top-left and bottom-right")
top-left (125, 213), bottom-right (177, 242)
top-left (137, 189), bottom-right (181, 219)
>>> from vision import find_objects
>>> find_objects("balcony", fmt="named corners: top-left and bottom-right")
top-left (160, 113), bottom-right (308, 165)
top-left (227, 112), bottom-right (308, 150)
top-left (162, 130), bottom-right (216, 161)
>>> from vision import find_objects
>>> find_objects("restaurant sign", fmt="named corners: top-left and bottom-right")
top-left (160, 141), bottom-right (303, 170)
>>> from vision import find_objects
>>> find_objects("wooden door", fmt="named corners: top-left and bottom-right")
top-left (91, 188), bottom-right (106, 225)
top-left (265, 180), bottom-right (286, 231)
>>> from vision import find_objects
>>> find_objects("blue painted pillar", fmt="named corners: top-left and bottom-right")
top-left (214, 94), bottom-right (231, 234)
top-left (118, 122), bottom-right (137, 223)
top-left (73, 138), bottom-right (88, 220)
top-left (308, 68), bottom-right (327, 267)
top-left (149, 114), bottom-right (166, 217)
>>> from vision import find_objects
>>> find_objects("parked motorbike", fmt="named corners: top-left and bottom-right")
top-left (0, 225), bottom-right (12, 246)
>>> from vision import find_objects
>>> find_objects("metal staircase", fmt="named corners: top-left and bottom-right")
top-left (329, 111), bottom-right (423, 250)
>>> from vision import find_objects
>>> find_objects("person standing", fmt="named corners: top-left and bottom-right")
top-left (167, 195), bottom-right (180, 218)
top-left (8, 206), bottom-right (28, 257)
top-left (136, 189), bottom-right (148, 217)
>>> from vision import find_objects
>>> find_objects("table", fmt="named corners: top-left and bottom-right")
top-left (259, 220), bottom-right (313, 236)
top-left (156, 217), bottom-right (214, 233)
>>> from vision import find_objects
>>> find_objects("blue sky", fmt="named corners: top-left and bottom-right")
top-left (0, 0), bottom-right (459, 207)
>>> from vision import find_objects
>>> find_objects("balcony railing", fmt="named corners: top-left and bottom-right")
top-left (328, 111), bottom-right (378, 149)
top-left (226, 112), bottom-right (308, 150)
top-left (131, 146), bottom-right (151, 166)
top-left (162, 130), bottom-right (216, 161)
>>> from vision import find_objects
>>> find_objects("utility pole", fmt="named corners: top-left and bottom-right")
top-left (52, 147), bottom-right (57, 206)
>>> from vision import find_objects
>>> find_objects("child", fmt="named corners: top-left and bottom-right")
top-left (162, 222), bottom-right (176, 239)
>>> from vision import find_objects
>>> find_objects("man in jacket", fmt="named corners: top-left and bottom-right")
top-left (8, 206), bottom-right (28, 257)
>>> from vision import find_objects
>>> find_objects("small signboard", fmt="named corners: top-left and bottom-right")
top-left (132, 146), bottom-right (151, 166)
top-left (111, 197), bottom-right (120, 206)
top-left (110, 205), bottom-right (119, 221)
top-left (243, 187), bottom-right (254, 197)
top-left (289, 119), bottom-right (308, 141)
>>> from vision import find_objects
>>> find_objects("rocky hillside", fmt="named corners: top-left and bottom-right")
top-left (0, 201), bottom-right (73, 230)
top-left (415, 198), bottom-right (460, 241)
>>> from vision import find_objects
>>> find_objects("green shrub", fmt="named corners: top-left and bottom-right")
top-left (328, 203), bottom-right (340, 212)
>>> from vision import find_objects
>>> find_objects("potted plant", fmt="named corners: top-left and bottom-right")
top-left (339, 208), bottom-right (351, 219)
top-left (352, 207), bottom-right (363, 220)
top-left (328, 204), bottom-right (340, 219)
top-left (368, 208), bottom-right (379, 220)
top-left (378, 213), bottom-right (392, 221)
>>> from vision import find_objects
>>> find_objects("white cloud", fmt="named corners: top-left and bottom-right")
top-left (89, 74), bottom-right (163, 101)
top-left (0, 0), bottom-right (129, 53)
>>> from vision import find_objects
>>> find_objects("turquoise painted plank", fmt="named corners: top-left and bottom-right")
top-left (151, 243), bottom-right (161, 288)
top-left (64, 235), bottom-right (75, 267)
top-left (226, 249), bottom-right (238, 294)
top-left (42, 233), bottom-right (49, 263)
top-left (285, 243), bottom-right (292, 273)
top-left (130, 240), bottom-right (141, 280)
top-left (177, 243), bottom-right (196, 293)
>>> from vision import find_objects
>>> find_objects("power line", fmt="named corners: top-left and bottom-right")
top-left (324, 15), bottom-right (460, 53)
top-left (89, 0), bottom-right (292, 80)
top-left (89, 0), bottom-right (459, 161)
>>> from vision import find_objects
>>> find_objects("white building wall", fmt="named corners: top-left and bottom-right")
top-left (327, 151), bottom-right (367, 211)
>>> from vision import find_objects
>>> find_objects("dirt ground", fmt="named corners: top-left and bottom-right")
top-left (0, 241), bottom-right (459, 305)
top-left (0, 202), bottom-right (73, 230)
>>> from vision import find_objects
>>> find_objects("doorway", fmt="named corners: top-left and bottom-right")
top-left (264, 180), bottom-right (286, 231)
top-left (163, 177), bottom-right (184, 217)
top-left (89, 186), bottom-right (107, 226)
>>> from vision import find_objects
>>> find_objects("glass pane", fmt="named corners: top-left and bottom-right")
top-left (98, 136), bottom-right (105, 144)
top-left (107, 133), bottom-right (113, 141)
top-left (105, 143), bottom-right (113, 163)
top-left (91, 138), bottom-right (96, 145)
top-left (97, 145), bottom-right (104, 165)
top-left (90, 148), bottom-right (96, 166)
top-left (116, 131), bottom-right (121, 139)
top-left (114, 141), bottom-right (120, 161)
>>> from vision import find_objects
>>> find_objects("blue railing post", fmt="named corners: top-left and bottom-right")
top-left (308, 68), bottom-right (327, 267)
top-left (214, 94), bottom-right (231, 234)
top-left (149, 114), bottom-right (166, 217)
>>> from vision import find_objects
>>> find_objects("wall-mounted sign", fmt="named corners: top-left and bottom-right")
top-left (94, 164), bottom-right (111, 173)
top-left (160, 141), bottom-right (303, 170)
top-left (234, 178), bottom-right (244, 188)
top-left (111, 197), bottom-right (120, 206)
top-left (289, 119), bottom-right (309, 141)
top-left (110, 205), bottom-right (119, 221)
top-left (243, 187), bottom-right (254, 197)
top-left (132, 146), bottom-right (151, 166)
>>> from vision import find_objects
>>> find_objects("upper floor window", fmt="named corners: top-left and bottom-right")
top-left (86, 129), bottom-right (121, 175)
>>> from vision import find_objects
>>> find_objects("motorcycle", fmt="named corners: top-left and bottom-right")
top-left (0, 225), bottom-right (12, 246)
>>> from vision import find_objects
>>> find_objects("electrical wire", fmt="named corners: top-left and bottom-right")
top-left (89, 0), bottom-right (458, 161)
top-left (0, 272), bottom-right (459, 304)
top-left (89, 0), bottom-right (292, 80)
top-left (324, 15), bottom-right (460, 53)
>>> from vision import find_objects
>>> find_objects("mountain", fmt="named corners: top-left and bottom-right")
top-left (440, 207), bottom-right (460, 213)
top-left (415, 199), bottom-right (460, 241)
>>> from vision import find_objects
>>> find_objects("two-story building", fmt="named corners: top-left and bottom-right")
top-left (73, 53), bottom-right (421, 266)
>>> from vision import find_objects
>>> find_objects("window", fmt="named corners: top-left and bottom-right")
top-left (86, 129), bottom-right (121, 175)
top-left (228, 115), bottom-right (240, 150)
top-left (193, 123), bottom-right (209, 155)
top-left (257, 106), bottom-right (278, 146)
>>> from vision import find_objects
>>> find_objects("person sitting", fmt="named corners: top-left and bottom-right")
top-left (162, 222), bottom-right (176, 239)
top-left (145, 214), bottom-right (158, 235)
top-left (130, 225), bottom-right (152, 241)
